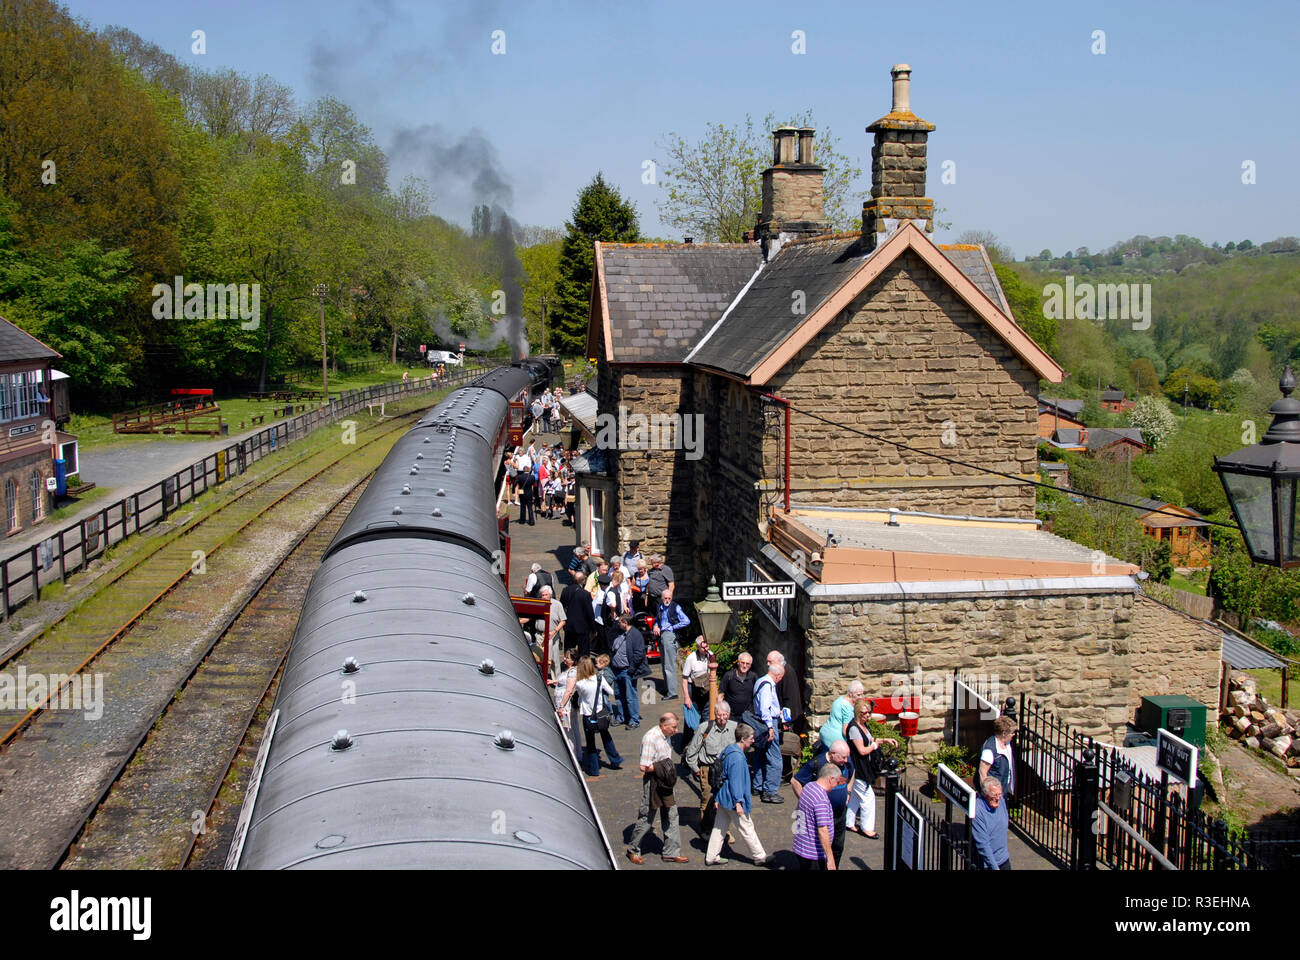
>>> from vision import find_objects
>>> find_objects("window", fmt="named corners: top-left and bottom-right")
top-left (30, 471), bottom-right (43, 522)
top-left (5, 479), bottom-right (17, 532)
top-left (589, 487), bottom-right (604, 557)
top-left (0, 369), bottom-right (46, 423)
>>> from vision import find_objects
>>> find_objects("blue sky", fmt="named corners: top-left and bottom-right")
top-left (67, 0), bottom-right (1299, 257)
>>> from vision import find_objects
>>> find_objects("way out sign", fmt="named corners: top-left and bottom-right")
top-left (936, 763), bottom-right (977, 818)
top-left (1156, 728), bottom-right (1199, 788)
top-left (894, 795), bottom-right (924, 870)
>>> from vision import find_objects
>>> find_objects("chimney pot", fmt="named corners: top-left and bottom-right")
top-left (774, 126), bottom-right (799, 164)
top-left (797, 128), bottom-right (815, 164)
top-left (891, 63), bottom-right (912, 113)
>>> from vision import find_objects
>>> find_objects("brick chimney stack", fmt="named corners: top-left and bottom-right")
top-left (862, 64), bottom-right (936, 250)
top-left (755, 126), bottom-right (830, 244)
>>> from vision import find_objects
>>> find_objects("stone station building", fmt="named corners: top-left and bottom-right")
top-left (583, 65), bottom-right (1222, 750)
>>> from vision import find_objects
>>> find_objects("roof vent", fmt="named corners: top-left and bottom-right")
top-left (342, 656), bottom-right (360, 674)
top-left (494, 730), bottom-right (516, 750)
top-left (330, 730), bottom-right (353, 751)
top-left (462, 592), bottom-right (476, 605)
top-left (416, 452), bottom-right (424, 460)
top-left (423, 437), bottom-right (431, 443)
top-left (436, 488), bottom-right (446, 496)
top-left (401, 484), bottom-right (411, 495)
top-left (478, 658), bottom-right (496, 675)
top-left (410, 466), bottom-right (419, 475)
top-left (352, 590), bottom-right (368, 603)
top-left (431, 507), bottom-right (443, 517)
top-left (392, 505), bottom-right (402, 515)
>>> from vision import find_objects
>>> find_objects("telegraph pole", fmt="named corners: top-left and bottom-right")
top-left (314, 283), bottom-right (330, 401)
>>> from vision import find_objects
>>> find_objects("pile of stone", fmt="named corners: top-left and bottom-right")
top-left (1222, 671), bottom-right (1300, 769)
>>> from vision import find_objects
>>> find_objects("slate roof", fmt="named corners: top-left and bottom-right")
top-left (0, 315), bottom-right (59, 364)
top-left (1101, 388), bottom-right (1127, 402)
top-left (1053, 428), bottom-right (1085, 447)
top-left (597, 244), bottom-right (761, 362)
top-left (1086, 427), bottom-right (1147, 451)
top-left (688, 233), bottom-right (870, 375)
top-left (1039, 397), bottom-right (1085, 418)
top-left (1222, 632), bottom-right (1287, 670)
top-left (936, 244), bottom-right (1011, 314)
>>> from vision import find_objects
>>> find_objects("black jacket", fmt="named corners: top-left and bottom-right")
top-left (623, 625), bottom-right (647, 676)
top-left (560, 582), bottom-right (596, 635)
top-left (720, 668), bottom-right (757, 718)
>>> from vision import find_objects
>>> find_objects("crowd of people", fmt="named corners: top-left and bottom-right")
top-left (509, 412), bottom-right (1019, 871)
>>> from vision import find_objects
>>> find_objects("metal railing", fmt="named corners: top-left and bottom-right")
top-left (0, 366), bottom-right (488, 620)
top-left (881, 765), bottom-right (977, 871)
top-left (951, 676), bottom-right (1300, 870)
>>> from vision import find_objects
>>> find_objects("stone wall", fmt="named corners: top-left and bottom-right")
top-left (0, 448), bottom-right (54, 539)
top-left (761, 168), bottom-right (826, 228)
top-left (762, 248), bottom-right (1039, 518)
top-left (1126, 595), bottom-right (1223, 716)
top-left (802, 589), bottom-right (1136, 754)
top-left (599, 365), bottom-right (702, 594)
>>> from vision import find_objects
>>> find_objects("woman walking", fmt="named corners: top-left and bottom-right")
top-left (551, 648), bottom-right (581, 757)
top-left (575, 655), bottom-right (622, 778)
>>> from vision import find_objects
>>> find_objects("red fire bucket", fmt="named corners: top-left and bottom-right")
top-left (897, 711), bottom-right (919, 737)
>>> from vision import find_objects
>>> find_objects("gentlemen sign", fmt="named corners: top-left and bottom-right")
top-left (1156, 729), bottom-right (1198, 788)
top-left (936, 763), bottom-right (977, 818)
top-left (721, 581), bottom-right (796, 601)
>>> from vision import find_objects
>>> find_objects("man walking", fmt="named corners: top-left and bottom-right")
top-left (704, 724), bottom-right (767, 866)
top-left (684, 700), bottom-right (737, 833)
top-left (971, 777), bottom-right (1011, 870)
top-left (560, 578), bottom-right (597, 658)
top-left (611, 613), bottom-right (646, 729)
top-left (793, 739), bottom-right (854, 865)
top-left (793, 764), bottom-right (841, 870)
top-left (517, 467), bottom-right (536, 525)
top-left (627, 713), bottom-right (689, 864)
top-left (652, 584), bottom-right (690, 702)
top-left (749, 662), bottom-right (785, 803)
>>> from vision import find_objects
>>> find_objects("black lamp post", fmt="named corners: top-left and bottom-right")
top-left (1214, 365), bottom-right (1300, 567)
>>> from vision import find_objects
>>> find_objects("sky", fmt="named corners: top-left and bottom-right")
top-left (66, 0), bottom-right (1300, 258)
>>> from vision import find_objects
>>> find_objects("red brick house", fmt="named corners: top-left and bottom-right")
top-left (0, 315), bottom-right (62, 537)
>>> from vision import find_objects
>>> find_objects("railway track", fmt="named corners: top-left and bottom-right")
top-left (0, 413), bottom-right (416, 869)
top-left (0, 408), bottom-right (418, 748)
top-left (59, 480), bottom-right (367, 871)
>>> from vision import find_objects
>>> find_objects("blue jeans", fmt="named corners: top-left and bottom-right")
top-left (614, 668), bottom-right (639, 726)
top-left (660, 630), bottom-right (679, 699)
top-left (754, 726), bottom-right (781, 794)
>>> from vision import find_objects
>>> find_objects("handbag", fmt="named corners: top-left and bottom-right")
top-left (584, 677), bottom-right (612, 733)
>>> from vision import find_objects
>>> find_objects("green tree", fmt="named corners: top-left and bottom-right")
top-left (957, 230), bottom-right (1013, 264)
top-left (551, 173), bottom-right (639, 355)
top-left (1127, 395), bottom-right (1177, 447)
top-left (656, 112), bottom-right (862, 242)
top-left (1129, 356), bottom-right (1161, 395)
top-left (520, 238), bottom-right (561, 354)
top-left (992, 263), bottom-right (1055, 354)
top-left (1163, 366), bottom-right (1219, 409)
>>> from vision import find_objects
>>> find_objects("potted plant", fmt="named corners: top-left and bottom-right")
top-left (923, 745), bottom-right (976, 797)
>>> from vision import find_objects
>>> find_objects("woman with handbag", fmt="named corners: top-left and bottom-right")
top-left (575, 656), bottom-right (623, 779)
top-left (845, 699), bottom-right (896, 838)
top-left (551, 648), bottom-right (581, 756)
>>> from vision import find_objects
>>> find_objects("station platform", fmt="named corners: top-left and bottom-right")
top-left (502, 427), bottom-right (1057, 870)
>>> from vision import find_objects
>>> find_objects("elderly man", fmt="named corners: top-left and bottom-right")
top-left (793, 738), bottom-right (854, 865)
top-left (653, 584), bottom-right (691, 702)
top-left (524, 561), bottom-right (554, 598)
top-left (819, 680), bottom-right (866, 752)
top-left (705, 724), bottom-right (767, 866)
top-left (627, 713), bottom-right (688, 864)
top-left (529, 585), bottom-right (565, 678)
top-left (748, 661), bottom-right (785, 803)
top-left (719, 652), bottom-right (756, 720)
top-left (793, 763), bottom-right (842, 870)
top-left (684, 700), bottom-right (737, 832)
top-left (971, 777), bottom-right (1011, 869)
top-left (766, 650), bottom-right (804, 782)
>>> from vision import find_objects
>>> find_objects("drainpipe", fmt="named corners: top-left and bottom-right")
top-left (760, 392), bottom-right (791, 513)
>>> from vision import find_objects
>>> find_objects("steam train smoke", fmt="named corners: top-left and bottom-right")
top-left (389, 125), bottom-right (528, 360)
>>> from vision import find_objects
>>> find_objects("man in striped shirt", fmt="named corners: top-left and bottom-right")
top-left (793, 764), bottom-right (842, 870)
